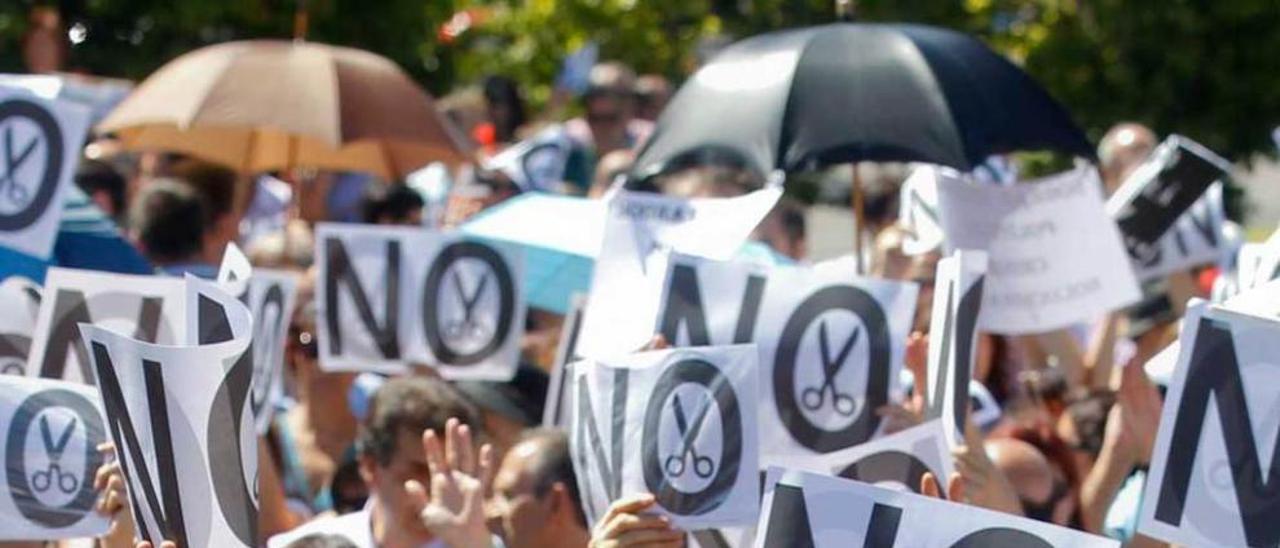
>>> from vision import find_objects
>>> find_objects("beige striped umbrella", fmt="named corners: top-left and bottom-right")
top-left (99, 40), bottom-right (470, 180)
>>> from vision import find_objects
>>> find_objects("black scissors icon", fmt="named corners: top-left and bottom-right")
top-left (800, 321), bottom-right (860, 417)
top-left (444, 269), bottom-right (490, 340)
top-left (663, 393), bottom-right (715, 479)
top-left (0, 124), bottom-right (37, 208)
top-left (31, 415), bottom-right (79, 495)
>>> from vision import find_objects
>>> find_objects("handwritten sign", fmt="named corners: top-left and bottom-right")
top-left (936, 167), bottom-right (1140, 334)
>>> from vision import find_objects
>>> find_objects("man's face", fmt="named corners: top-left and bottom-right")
top-left (489, 441), bottom-right (555, 548)
top-left (364, 428), bottom-right (434, 540)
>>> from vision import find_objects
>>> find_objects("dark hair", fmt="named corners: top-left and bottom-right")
top-left (1063, 390), bottom-right (1116, 456)
top-left (482, 75), bottom-right (527, 144)
top-left (75, 159), bottom-right (126, 217)
top-left (129, 178), bottom-right (207, 263)
top-left (171, 159), bottom-right (238, 224)
top-left (519, 428), bottom-right (586, 527)
top-left (360, 183), bottom-right (425, 225)
top-left (283, 534), bottom-right (360, 548)
top-left (357, 376), bottom-right (478, 467)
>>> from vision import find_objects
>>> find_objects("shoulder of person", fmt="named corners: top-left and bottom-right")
top-left (266, 510), bottom-right (371, 548)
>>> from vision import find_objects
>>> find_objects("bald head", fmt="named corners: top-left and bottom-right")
top-left (1098, 123), bottom-right (1158, 194)
top-left (986, 438), bottom-right (1054, 504)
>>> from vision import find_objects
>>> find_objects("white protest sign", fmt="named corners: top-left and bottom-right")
top-left (570, 345), bottom-right (759, 530)
top-left (755, 467), bottom-right (1118, 547)
top-left (923, 250), bottom-right (986, 448)
top-left (316, 223), bottom-right (525, 380)
top-left (485, 125), bottom-right (574, 192)
top-left (1130, 183), bottom-right (1229, 280)
top-left (575, 187), bottom-right (782, 360)
top-left (0, 375), bottom-right (108, 540)
top-left (898, 165), bottom-right (953, 256)
top-left (216, 242), bottom-right (253, 297)
top-left (807, 420), bottom-right (954, 497)
top-left (653, 252), bottom-right (917, 467)
top-left (936, 167), bottom-right (1140, 334)
top-left (81, 276), bottom-right (258, 547)
top-left (27, 268), bottom-right (187, 383)
top-left (0, 276), bottom-right (42, 376)
top-left (1138, 302), bottom-right (1280, 547)
top-left (244, 270), bottom-right (298, 433)
top-left (543, 294), bottom-right (586, 429)
top-left (0, 87), bottom-right (90, 259)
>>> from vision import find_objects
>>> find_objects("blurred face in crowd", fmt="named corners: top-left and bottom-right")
top-left (361, 427), bottom-right (435, 542)
top-left (489, 439), bottom-right (585, 548)
top-left (1098, 123), bottom-right (1157, 195)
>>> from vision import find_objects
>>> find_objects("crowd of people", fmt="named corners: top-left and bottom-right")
top-left (2, 12), bottom-right (1220, 548)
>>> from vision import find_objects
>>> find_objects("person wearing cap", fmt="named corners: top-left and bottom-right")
top-left (453, 364), bottom-right (549, 463)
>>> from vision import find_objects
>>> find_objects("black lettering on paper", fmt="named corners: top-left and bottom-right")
top-left (657, 263), bottom-right (764, 347)
top-left (323, 236), bottom-right (401, 359)
top-left (421, 241), bottom-right (516, 365)
top-left (38, 289), bottom-right (162, 380)
top-left (4, 388), bottom-right (104, 527)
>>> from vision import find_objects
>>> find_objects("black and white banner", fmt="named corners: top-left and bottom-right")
top-left (575, 187), bottom-right (781, 360)
top-left (1139, 302), bottom-right (1280, 546)
top-left (27, 268), bottom-right (187, 383)
top-left (570, 345), bottom-right (759, 530)
top-left (755, 467), bottom-right (1118, 547)
top-left (80, 276), bottom-right (258, 547)
top-left (0, 87), bottom-right (90, 259)
top-left (923, 250), bottom-right (986, 448)
top-left (0, 375), bottom-right (108, 540)
top-left (811, 420), bottom-right (954, 496)
top-left (1107, 135), bottom-right (1231, 266)
top-left (654, 252), bottom-right (917, 467)
top-left (543, 294), bottom-right (586, 429)
top-left (484, 125), bottom-right (574, 192)
top-left (0, 276), bottom-right (42, 376)
top-left (1129, 183), bottom-right (1230, 280)
top-left (316, 223), bottom-right (525, 380)
top-left (897, 165), bottom-right (953, 256)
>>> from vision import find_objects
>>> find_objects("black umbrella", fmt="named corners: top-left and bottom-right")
top-left (631, 22), bottom-right (1093, 179)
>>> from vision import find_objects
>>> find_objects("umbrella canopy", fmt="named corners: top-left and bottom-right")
top-left (630, 23), bottom-right (1093, 181)
top-left (100, 40), bottom-right (470, 180)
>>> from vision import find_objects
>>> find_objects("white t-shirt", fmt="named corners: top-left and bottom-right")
top-left (267, 500), bottom-right (444, 548)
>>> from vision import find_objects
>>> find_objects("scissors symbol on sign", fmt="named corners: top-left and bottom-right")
top-left (800, 321), bottom-right (860, 417)
top-left (663, 393), bottom-right (715, 479)
top-left (0, 124), bottom-right (37, 209)
top-left (444, 269), bottom-right (490, 340)
top-left (31, 415), bottom-right (79, 495)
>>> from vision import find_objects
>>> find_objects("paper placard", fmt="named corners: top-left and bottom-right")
top-left (1130, 183), bottom-right (1229, 280)
top-left (27, 268), bottom-right (187, 383)
top-left (80, 276), bottom-right (258, 547)
top-left (0, 375), bottom-right (109, 540)
top-left (575, 187), bottom-right (781, 360)
top-left (811, 420), bottom-right (954, 497)
top-left (923, 250), bottom-right (987, 448)
top-left (315, 223), bottom-right (525, 380)
top-left (0, 87), bottom-right (91, 259)
top-left (543, 294), bottom-right (586, 429)
top-left (755, 467), bottom-right (1118, 547)
top-left (936, 167), bottom-right (1140, 334)
top-left (570, 345), bottom-right (760, 530)
top-left (1138, 302), bottom-right (1280, 546)
top-left (898, 165), bottom-right (953, 256)
top-left (0, 276), bottom-right (42, 376)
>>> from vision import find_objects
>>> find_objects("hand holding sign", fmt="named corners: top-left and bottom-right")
top-left (590, 494), bottom-right (685, 548)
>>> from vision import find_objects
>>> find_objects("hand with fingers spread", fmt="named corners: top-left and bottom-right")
top-left (589, 494), bottom-right (685, 548)
top-left (93, 442), bottom-right (138, 548)
top-left (1108, 358), bottom-right (1162, 466)
top-left (404, 417), bottom-right (495, 548)
top-left (948, 418), bottom-right (1024, 516)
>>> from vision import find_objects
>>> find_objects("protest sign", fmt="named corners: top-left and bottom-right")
top-left (316, 223), bottom-right (525, 380)
top-left (0, 276), bottom-right (41, 376)
top-left (575, 187), bottom-right (782, 360)
top-left (570, 345), bottom-right (759, 529)
top-left (815, 420), bottom-right (954, 496)
top-left (543, 294), bottom-right (586, 429)
top-left (485, 125), bottom-right (575, 192)
top-left (0, 375), bottom-right (108, 540)
top-left (968, 380), bottom-right (1002, 431)
top-left (923, 250), bottom-right (986, 448)
top-left (81, 276), bottom-right (258, 547)
top-left (216, 242), bottom-right (253, 297)
top-left (898, 165), bottom-right (953, 256)
top-left (1130, 183), bottom-right (1229, 280)
top-left (755, 467), bottom-right (1118, 547)
top-left (1138, 302), bottom-right (1280, 547)
top-left (27, 268), bottom-right (187, 383)
top-left (244, 270), bottom-right (297, 433)
top-left (0, 87), bottom-right (90, 259)
top-left (1107, 135), bottom-right (1230, 265)
top-left (653, 252), bottom-right (917, 466)
top-left (936, 167), bottom-right (1140, 334)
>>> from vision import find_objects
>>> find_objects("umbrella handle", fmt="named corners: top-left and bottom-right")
top-left (851, 162), bottom-right (866, 274)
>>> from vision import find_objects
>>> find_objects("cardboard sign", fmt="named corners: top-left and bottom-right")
top-left (315, 223), bottom-right (525, 380)
top-left (653, 252), bottom-right (917, 467)
top-left (755, 467), bottom-right (1118, 547)
top-left (1138, 302), bottom-right (1280, 546)
top-left (0, 87), bottom-right (90, 259)
top-left (485, 125), bottom-right (574, 192)
top-left (0, 375), bottom-right (108, 540)
top-left (575, 187), bottom-right (781, 360)
top-left (570, 345), bottom-right (759, 530)
top-left (923, 250), bottom-right (987, 448)
top-left (0, 276), bottom-right (41, 376)
top-left (811, 420), bottom-right (954, 497)
top-left (81, 276), bottom-right (258, 547)
top-left (543, 294), bottom-right (586, 429)
top-left (898, 165), bottom-right (953, 256)
top-left (27, 268), bottom-right (187, 383)
top-left (936, 167), bottom-right (1140, 334)
top-left (1130, 183), bottom-right (1229, 280)
top-left (1107, 135), bottom-right (1230, 264)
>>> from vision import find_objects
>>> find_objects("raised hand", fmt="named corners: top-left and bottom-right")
top-left (1109, 358), bottom-right (1162, 465)
top-left (949, 417), bottom-right (1024, 516)
top-left (404, 418), bottom-right (495, 548)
